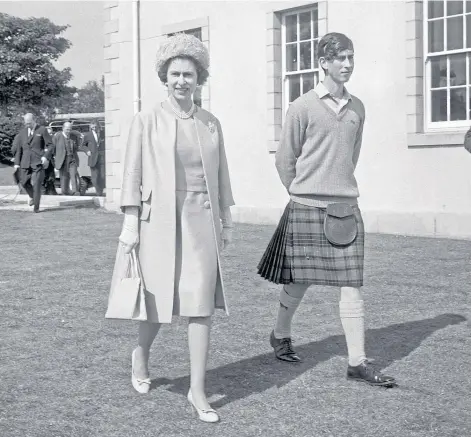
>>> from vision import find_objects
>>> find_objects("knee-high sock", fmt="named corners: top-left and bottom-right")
top-left (274, 284), bottom-right (308, 339)
top-left (339, 300), bottom-right (366, 366)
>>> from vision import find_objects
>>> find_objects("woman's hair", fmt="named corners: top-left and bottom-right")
top-left (157, 56), bottom-right (210, 86)
top-left (318, 32), bottom-right (354, 61)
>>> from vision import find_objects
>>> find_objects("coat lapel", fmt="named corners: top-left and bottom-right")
top-left (193, 115), bottom-right (216, 188)
top-left (153, 105), bottom-right (176, 194)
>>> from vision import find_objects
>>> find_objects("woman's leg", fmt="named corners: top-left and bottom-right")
top-left (134, 321), bottom-right (161, 379)
top-left (188, 316), bottom-right (212, 409)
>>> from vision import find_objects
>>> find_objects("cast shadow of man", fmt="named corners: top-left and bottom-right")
top-left (152, 313), bottom-right (466, 408)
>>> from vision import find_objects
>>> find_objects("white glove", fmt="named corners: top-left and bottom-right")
top-left (41, 157), bottom-right (49, 167)
top-left (119, 207), bottom-right (139, 254)
top-left (87, 151), bottom-right (92, 156)
top-left (14, 165), bottom-right (20, 169)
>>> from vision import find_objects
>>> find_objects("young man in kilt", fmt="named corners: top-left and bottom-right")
top-left (258, 33), bottom-right (396, 387)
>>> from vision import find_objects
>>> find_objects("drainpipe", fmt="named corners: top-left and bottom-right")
top-left (132, 0), bottom-right (141, 114)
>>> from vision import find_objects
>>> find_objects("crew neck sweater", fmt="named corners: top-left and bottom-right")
top-left (275, 86), bottom-right (366, 208)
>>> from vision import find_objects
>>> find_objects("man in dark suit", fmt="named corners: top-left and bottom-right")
top-left (81, 120), bottom-right (105, 196)
top-left (53, 122), bottom-right (81, 195)
top-left (13, 113), bottom-right (53, 212)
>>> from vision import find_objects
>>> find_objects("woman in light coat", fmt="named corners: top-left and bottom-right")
top-left (116, 34), bottom-right (235, 423)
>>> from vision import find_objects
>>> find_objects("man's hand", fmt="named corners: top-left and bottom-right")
top-left (86, 151), bottom-right (92, 157)
top-left (13, 165), bottom-right (20, 170)
top-left (41, 157), bottom-right (49, 167)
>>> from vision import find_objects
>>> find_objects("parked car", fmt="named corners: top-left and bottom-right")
top-left (48, 114), bottom-right (105, 196)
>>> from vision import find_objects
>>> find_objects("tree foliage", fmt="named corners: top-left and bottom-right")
top-left (0, 13), bottom-right (72, 162)
top-left (0, 13), bottom-right (72, 113)
top-left (56, 78), bottom-right (105, 114)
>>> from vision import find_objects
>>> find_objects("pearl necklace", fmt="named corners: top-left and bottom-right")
top-left (167, 97), bottom-right (196, 119)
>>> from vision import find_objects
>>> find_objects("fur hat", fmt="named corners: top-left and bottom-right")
top-left (155, 33), bottom-right (210, 74)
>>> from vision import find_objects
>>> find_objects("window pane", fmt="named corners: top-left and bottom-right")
top-left (429, 20), bottom-right (445, 52)
top-left (467, 15), bottom-right (471, 47)
top-left (431, 89), bottom-right (448, 121)
top-left (450, 88), bottom-right (467, 120)
top-left (299, 12), bottom-right (311, 40)
top-left (286, 15), bottom-right (297, 43)
top-left (286, 44), bottom-right (298, 72)
top-left (431, 56), bottom-right (448, 87)
top-left (313, 7), bottom-right (319, 37)
top-left (289, 75), bottom-right (301, 103)
top-left (313, 40), bottom-right (319, 68)
top-left (300, 41), bottom-right (312, 70)
top-left (467, 1), bottom-right (471, 12)
top-left (447, 0), bottom-right (464, 15)
top-left (302, 74), bottom-right (315, 94)
top-left (450, 53), bottom-right (467, 85)
top-left (447, 16), bottom-right (464, 50)
top-left (429, 0), bottom-right (444, 18)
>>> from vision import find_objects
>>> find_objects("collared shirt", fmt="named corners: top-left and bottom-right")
top-left (313, 82), bottom-right (352, 115)
top-left (92, 130), bottom-right (98, 143)
top-left (28, 124), bottom-right (36, 137)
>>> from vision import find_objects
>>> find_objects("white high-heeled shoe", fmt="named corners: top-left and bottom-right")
top-left (187, 390), bottom-right (220, 423)
top-left (131, 349), bottom-right (151, 394)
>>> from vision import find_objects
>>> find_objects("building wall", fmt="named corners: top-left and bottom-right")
top-left (104, 1), bottom-right (471, 239)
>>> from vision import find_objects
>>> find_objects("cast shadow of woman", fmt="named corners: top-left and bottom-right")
top-left (152, 313), bottom-right (466, 408)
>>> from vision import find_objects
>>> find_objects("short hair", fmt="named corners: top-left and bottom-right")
top-left (157, 56), bottom-right (209, 86)
top-left (318, 32), bottom-right (354, 61)
top-left (23, 113), bottom-right (36, 121)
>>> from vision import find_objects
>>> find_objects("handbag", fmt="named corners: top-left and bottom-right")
top-left (105, 248), bottom-right (147, 321)
top-left (323, 203), bottom-right (358, 246)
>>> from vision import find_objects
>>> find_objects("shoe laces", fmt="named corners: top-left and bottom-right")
top-left (281, 338), bottom-right (295, 355)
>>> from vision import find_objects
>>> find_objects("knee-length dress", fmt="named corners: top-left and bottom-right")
top-left (171, 110), bottom-right (219, 317)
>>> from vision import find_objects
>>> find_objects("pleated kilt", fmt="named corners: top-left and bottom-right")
top-left (257, 200), bottom-right (365, 287)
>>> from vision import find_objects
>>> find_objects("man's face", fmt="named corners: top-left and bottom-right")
top-left (63, 123), bottom-right (72, 136)
top-left (320, 49), bottom-right (355, 84)
top-left (90, 123), bottom-right (97, 131)
top-left (24, 116), bottom-right (35, 129)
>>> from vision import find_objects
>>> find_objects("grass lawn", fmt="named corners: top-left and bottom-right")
top-left (0, 163), bottom-right (15, 186)
top-left (0, 208), bottom-right (470, 437)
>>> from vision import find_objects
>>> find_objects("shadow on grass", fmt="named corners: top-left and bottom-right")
top-left (152, 313), bottom-right (466, 407)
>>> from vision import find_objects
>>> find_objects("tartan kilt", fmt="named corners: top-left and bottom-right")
top-left (257, 200), bottom-right (364, 287)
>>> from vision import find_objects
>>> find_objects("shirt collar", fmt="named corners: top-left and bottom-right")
top-left (314, 82), bottom-right (352, 101)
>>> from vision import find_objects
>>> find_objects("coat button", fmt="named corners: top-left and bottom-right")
top-left (203, 200), bottom-right (211, 209)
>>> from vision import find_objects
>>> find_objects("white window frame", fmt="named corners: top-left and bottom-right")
top-left (424, 0), bottom-right (471, 131)
top-left (281, 6), bottom-right (323, 118)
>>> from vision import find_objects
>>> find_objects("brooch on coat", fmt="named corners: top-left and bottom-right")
top-left (207, 121), bottom-right (216, 134)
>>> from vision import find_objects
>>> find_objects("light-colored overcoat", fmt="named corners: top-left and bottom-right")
top-left (117, 102), bottom-right (235, 324)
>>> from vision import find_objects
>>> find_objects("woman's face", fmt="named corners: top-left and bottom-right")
top-left (166, 57), bottom-right (198, 102)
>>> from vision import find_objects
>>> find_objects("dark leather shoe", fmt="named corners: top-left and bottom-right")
top-left (269, 330), bottom-right (302, 363)
top-left (347, 360), bottom-right (396, 387)
top-left (33, 208), bottom-right (39, 213)
top-left (29, 198), bottom-right (34, 206)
